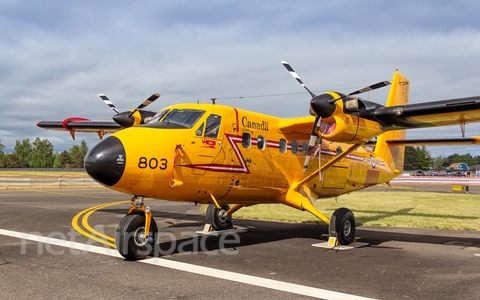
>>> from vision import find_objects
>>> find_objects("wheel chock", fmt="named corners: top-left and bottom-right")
top-left (327, 236), bottom-right (338, 248)
top-left (312, 240), bottom-right (369, 250)
top-left (202, 224), bottom-right (213, 233)
top-left (196, 225), bottom-right (247, 236)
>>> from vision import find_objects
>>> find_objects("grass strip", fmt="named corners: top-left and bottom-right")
top-left (206, 192), bottom-right (480, 231)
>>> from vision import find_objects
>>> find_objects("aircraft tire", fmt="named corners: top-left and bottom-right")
top-left (333, 207), bottom-right (355, 245)
top-left (206, 204), bottom-right (232, 231)
top-left (115, 213), bottom-right (158, 261)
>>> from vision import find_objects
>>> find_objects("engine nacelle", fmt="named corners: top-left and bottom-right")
top-left (321, 103), bottom-right (384, 143)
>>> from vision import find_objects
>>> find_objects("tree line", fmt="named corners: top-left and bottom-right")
top-left (1, 139), bottom-right (479, 170)
top-left (404, 146), bottom-right (480, 170)
top-left (0, 138), bottom-right (88, 168)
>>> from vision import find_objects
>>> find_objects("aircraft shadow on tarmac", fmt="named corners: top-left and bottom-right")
top-left (355, 207), bottom-right (478, 223)
top-left (99, 208), bottom-right (480, 256)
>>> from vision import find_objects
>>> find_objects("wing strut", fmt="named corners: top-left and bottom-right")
top-left (293, 142), bottom-right (364, 192)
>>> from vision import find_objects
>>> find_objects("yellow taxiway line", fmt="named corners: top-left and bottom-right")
top-left (71, 199), bottom-right (154, 248)
top-left (71, 200), bottom-right (130, 248)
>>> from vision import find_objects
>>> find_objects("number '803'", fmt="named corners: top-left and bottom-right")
top-left (138, 157), bottom-right (167, 170)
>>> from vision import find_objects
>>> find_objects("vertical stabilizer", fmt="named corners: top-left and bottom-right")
top-left (374, 71), bottom-right (409, 174)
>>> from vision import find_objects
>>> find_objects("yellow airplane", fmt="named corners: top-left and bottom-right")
top-left (38, 62), bottom-right (480, 260)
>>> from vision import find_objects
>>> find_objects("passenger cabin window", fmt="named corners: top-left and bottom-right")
top-left (336, 146), bottom-right (343, 162)
top-left (257, 135), bottom-right (266, 150)
top-left (242, 133), bottom-right (251, 148)
top-left (279, 139), bottom-right (287, 153)
top-left (204, 114), bottom-right (222, 139)
top-left (161, 109), bottom-right (205, 128)
top-left (291, 140), bottom-right (298, 154)
top-left (195, 123), bottom-right (204, 136)
top-left (302, 142), bottom-right (308, 156)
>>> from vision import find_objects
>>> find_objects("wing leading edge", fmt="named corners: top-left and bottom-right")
top-left (364, 136), bottom-right (480, 147)
top-left (37, 118), bottom-right (121, 140)
top-left (369, 96), bottom-right (480, 130)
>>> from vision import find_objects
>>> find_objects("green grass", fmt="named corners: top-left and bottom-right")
top-left (206, 192), bottom-right (480, 231)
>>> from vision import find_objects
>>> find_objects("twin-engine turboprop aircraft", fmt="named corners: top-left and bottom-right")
top-left (37, 62), bottom-right (480, 260)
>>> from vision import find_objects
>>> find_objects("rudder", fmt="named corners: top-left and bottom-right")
top-left (374, 71), bottom-right (409, 174)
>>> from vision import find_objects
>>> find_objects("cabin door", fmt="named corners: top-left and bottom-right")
top-left (190, 113), bottom-right (224, 174)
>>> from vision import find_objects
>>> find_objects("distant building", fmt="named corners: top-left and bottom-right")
top-left (449, 163), bottom-right (469, 170)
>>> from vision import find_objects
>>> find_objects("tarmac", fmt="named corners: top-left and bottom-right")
top-left (1, 187), bottom-right (480, 299)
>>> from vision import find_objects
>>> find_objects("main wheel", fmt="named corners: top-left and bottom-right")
top-left (206, 204), bottom-right (232, 231)
top-left (115, 213), bottom-right (158, 260)
top-left (332, 208), bottom-right (355, 245)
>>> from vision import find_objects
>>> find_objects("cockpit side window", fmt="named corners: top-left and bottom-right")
top-left (204, 114), bottom-right (222, 138)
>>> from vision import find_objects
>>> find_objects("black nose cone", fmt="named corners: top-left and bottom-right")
top-left (84, 136), bottom-right (126, 187)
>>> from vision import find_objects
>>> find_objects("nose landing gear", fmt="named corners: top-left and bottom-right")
top-left (115, 196), bottom-right (158, 260)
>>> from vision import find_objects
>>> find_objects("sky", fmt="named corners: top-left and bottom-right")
top-left (1, 0), bottom-right (480, 158)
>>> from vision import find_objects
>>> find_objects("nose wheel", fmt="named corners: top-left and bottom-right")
top-left (116, 212), bottom-right (158, 260)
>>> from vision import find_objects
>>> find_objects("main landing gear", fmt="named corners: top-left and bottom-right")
top-left (205, 204), bottom-right (233, 231)
top-left (328, 207), bottom-right (356, 247)
top-left (115, 196), bottom-right (158, 261)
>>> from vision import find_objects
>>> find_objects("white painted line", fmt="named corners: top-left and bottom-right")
top-left (0, 229), bottom-right (374, 300)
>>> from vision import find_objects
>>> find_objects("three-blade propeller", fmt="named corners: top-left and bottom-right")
top-left (281, 61), bottom-right (390, 172)
top-left (99, 93), bottom-right (160, 128)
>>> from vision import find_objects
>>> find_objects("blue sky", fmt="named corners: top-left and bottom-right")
top-left (1, 1), bottom-right (480, 157)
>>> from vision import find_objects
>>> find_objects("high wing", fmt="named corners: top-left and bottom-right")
top-left (37, 118), bottom-right (121, 140)
top-left (278, 96), bottom-right (480, 143)
top-left (368, 96), bottom-right (480, 130)
top-left (364, 136), bottom-right (480, 147)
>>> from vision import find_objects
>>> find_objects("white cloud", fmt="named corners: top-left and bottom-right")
top-left (1, 1), bottom-right (480, 158)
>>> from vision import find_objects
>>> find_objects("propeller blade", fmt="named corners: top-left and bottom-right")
top-left (348, 81), bottom-right (391, 96)
top-left (302, 115), bottom-right (322, 172)
top-left (281, 61), bottom-right (316, 99)
top-left (329, 81), bottom-right (391, 103)
top-left (128, 93), bottom-right (160, 118)
top-left (99, 94), bottom-right (120, 114)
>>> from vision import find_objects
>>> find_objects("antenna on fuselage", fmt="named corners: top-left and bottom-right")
top-left (211, 98), bottom-right (216, 105)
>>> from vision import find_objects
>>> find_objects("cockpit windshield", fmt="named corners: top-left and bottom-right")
top-left (146, 109), bottom-right (169, 124)
top-left (161, 109), bottom-right (205, 128)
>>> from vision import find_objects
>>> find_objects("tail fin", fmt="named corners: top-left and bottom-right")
top-left (374, 71), bottom-right (410, 174)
